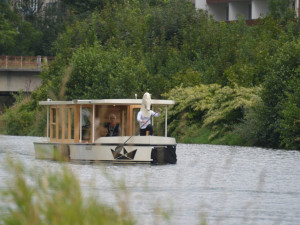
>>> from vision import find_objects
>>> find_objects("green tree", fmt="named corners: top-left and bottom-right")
top-left (0, 2), bottom-right (42, 55)
top-left (245, 40), bottom-right (300, 148)
top-left (0, 11), bottom-right (18, 54)
top-left (65, 44), bottom-right (150, 99)
top-left (268, 0), bottom-right (295, 22)
top-left (1, 0), bottom-right (299, 150)
top-left (164, 84), bottom-right (261, 140)
top-left (33, 2), bottom-right (68, 55)
top-left (0, 93), bottom-right (36, 135)
top-left (280, 75), bottom-right (300, 149)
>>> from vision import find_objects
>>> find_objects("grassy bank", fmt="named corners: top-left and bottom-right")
top-left (177, 126), bottom-right (247, 147)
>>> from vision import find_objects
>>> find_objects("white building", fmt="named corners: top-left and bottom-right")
top-left (195, 0), bottom-right (300, 21)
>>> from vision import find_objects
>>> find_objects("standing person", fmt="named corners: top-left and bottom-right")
top-left (105, 114), bottom-right (120, 136)
top-left (137, 108), bottom-right (161, 136)
top-left (137, 92), bottom-right (161, 136)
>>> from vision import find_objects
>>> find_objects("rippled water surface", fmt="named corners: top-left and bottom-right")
top-left (0, 135), bottom-right (300, 225)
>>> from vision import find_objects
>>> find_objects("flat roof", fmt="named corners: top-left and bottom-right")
top-left (39, 99), bottom-right (175, 106)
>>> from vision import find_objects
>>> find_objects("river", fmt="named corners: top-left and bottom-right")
top-left (0, 135), bottom-right (300, 225)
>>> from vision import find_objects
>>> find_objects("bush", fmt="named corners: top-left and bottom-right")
top-left (0, 97), bottom-right (35, 136)
top-left (280, 76), bottom-right (300, 149)
top-left (0, 91), bottom-right (46, 136)
top-left (164, 84), bottom-right (261, 141)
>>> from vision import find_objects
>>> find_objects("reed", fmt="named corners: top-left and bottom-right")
top-left (0, 157), bottom-right (135, 225)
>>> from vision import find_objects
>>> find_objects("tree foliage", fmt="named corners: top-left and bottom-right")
top-left (164, 84), bottom-right (261, 140)
top-left (280, 76), bottom-right (300, 149)
top-left (65, 44), bottom-right (150, 99)
top-left (0, 2), bottom-right (42, 55)
top-left (0, 0), bottom-right (299, 149)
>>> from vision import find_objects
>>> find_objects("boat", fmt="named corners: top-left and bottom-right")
top-left (34, 97), bottom-right (177, 164)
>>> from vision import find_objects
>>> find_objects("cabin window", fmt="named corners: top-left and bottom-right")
top-left (63, 107), bottom-right (74, 139)
top-left (81, 107), bottom-right (91, 141)
top-left (124, 105), bottom-right (141, 136)
top-left (49, 106), bottom-right (74, 142)
top-left (94, 105), bottom-right (126, 138)
top-left (132, 108), bottom-right (140, 135)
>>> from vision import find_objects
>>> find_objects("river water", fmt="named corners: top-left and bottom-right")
top-left (0, 135), bottom-right (300, 225)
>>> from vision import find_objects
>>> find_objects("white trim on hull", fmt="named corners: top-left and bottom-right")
top-left (34, 136), bottom-right (177, 164)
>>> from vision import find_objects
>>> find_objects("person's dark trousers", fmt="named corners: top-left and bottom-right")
top-left (140, 124), bottom-right (153, 136)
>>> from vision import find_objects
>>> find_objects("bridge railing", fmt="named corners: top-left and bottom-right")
top-left (0, 55), bottom-right (54, 69)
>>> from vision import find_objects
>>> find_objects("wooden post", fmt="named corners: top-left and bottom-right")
top-left (61, 106), bottom-right (65, 140)
top-left (92, 104), bottom-right (95, 143)
top-left (121, 109), bottom-right (126, 136)
top-left (68, 107), bottom-right (72, 139)
top-left (56, 107), bottom-right (59, 139)
top-left (50, 107), bottom-right (53, 139)
top-left (47, 106), bottom-right (49, 138)
top-left (126, 106), bottom-right (133, 136)
top-left (165, 105), bottom-right (168, 137)
top-left (126, 105), bottom-right (140, 136)
top-left (79, 105), bottom-right (82, 142)
top-left (74, 104), bottom-right (80, 143)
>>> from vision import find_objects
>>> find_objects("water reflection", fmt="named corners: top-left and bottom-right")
top-left (0, 135), bottom-right (300, 225)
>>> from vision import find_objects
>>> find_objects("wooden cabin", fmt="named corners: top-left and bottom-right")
top-left (42, 99), bottom-right (173, 144)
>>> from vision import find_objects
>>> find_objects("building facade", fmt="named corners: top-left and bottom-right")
top-left (195, 0), bottom-right (300, 21)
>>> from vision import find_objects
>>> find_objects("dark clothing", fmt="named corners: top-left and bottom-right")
top-left (140, 124), bottom-right (153, 136)
top-left (105, 123), bottom-right (120, 136)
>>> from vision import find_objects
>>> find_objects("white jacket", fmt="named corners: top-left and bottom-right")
top-left (137, 110), bottom-right (160, 129)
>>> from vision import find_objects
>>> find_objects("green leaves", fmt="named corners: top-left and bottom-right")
top-left (65, 44), bottom-right (149, 99)
top-left (0, 97), bottom-right (36, 136)
top-left (267, 0), bottom-right (295, 22)
top-left (164, 84), bottom-right (261, 140)
top-left (0, 13), bottom-right (18, 53)
top-left (1, 0), bottom-right (299, 149)
top-left (280, 72), bottom-right (300, 149)
top-left (0, 3), bottom-right (42, 55)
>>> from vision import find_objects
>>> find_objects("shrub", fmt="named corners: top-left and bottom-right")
top-left (0, 97), bottom-right (36, 136)
top-left (164, 84), bottom-right (261, 141)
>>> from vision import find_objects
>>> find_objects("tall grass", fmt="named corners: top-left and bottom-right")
top-left (0, 158), bottom-right (135, 225)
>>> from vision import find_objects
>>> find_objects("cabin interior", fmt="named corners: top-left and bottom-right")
top-left (48, 104), bottom-right (161, 143)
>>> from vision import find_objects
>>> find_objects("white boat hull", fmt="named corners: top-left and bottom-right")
top-left (34, 136), bottom-right (177, 164)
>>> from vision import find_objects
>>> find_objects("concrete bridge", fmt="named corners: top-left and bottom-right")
top-left (0, 68), bottom-right (42, 93)
top-left (0, 55), bottom-right (53, 113)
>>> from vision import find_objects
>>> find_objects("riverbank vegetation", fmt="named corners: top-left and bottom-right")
top-left (0, 158), bottom-right (136, 225)
top-left (0, 0), bottom-right (299, 150)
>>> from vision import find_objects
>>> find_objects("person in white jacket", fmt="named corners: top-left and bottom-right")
top-left (137, 92), bottom-right (161, 136)
top-left (137, 108), bottom-right (161, 136)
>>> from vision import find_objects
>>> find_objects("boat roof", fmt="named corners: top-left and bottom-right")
top-left (39, 99), bottom-right (175, 106)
